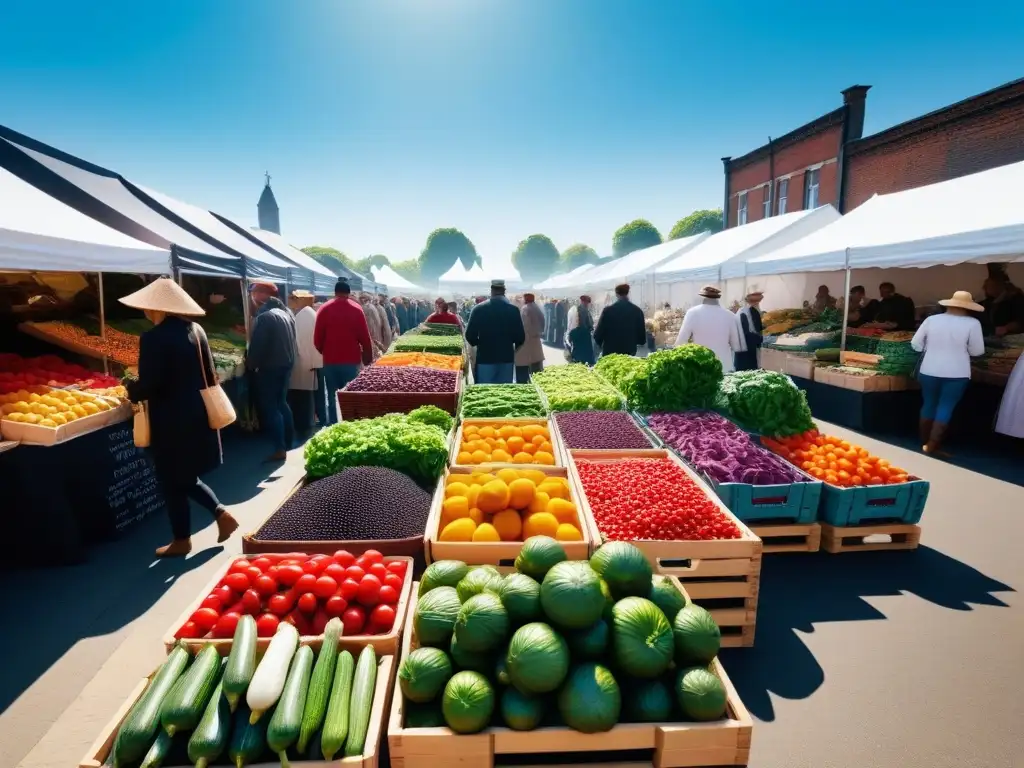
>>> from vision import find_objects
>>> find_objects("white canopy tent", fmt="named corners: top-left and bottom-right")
top-left (535, 263), bottom-right (600, 291)
top-left (371, 264), bottom-right (430, 295)
top-left (235, 226), bottom-right (365, 293)
top-left (439, 260), bottom-right (491, 294)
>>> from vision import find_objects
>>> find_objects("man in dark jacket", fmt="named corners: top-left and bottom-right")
top-left (248, 282), bottom-right (297, 461)
top-left (393, 296), bottom-right (409, 333)
top-left (593, 283), bottom-right (646, 357)
top-left (466, 280), bottom-right (526, 383)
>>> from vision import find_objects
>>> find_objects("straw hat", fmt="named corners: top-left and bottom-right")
top-left (119, 277), bottom-right (205, 316)
top-left (938, 290), bottom-right (983, 312)
top-left (699, 285), bottom-right (722, 299)
top-left (291, 289), bottom-right (314, 299)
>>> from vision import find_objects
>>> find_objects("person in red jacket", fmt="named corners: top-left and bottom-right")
top-left (426, 297), bottom-right (463, 328)
top-left (314, 280), bottom-right (373, 424)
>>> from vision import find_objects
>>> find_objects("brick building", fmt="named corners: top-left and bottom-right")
top-left (721, 77), bottom-right (1024, 228)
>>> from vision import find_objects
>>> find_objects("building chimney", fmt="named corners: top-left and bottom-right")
top-left (721, 156), bottom-right (732, 229)
top-left (841, 85), bottom-right (871, 141)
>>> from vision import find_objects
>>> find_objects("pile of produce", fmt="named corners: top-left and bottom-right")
top-left (30, 320), bottom-right (141, 366)
top-left (438, 469), bottom-right (583, 543)
top-left (0, 352), bottom-right (119, 394)
top-left (633, 345), bottom-right (725, 412)
top-left (456, 421), bottom-right (557, 465)
top-left (375, 351), bottom-right (463, 371)
top-left (532, 365), bottom-right (623, 412)
top-left (119, 621), bottom-right (381, 766)
top-left (843, 334), bottom-right (879, 354)
top-left (303, 408), bottom-right (449, 486)
top-left (419, 322), bottom-right (463, 336)
top-left (344, 365), bottom-right (458, 393)
top-left (554, 411), bottom-right (651, 450)
top-left (653, 307), bottom-right (684, 341)
top-left (392, 334), bottom-right (464, 356)
top-left (875, 338), bottom-right (919, 376)
top-left (399, 539), bottom-right (729, 734)
top-left (461, 384), bottom-right (547, 418)
top-left (594, 354), bottom-right (645, 391)
top-left (1, 386), bottom-right (120, 428)
top-left (575, 457), bottom-right (741, 542)
top-left (762, 429), bottom-right (912, 487)
top-left (256, 467), bottom-right (433, 543)
top-left (174, 551), bottom-right (406, 641)
top-left (768, 331), bottom-right (839, 351)
top-left (846, 327), bottom-right (885, 338)
top-left (719, 370), bottom-right (815, 437)
top-left (647, 412), bottom-right (805, 486)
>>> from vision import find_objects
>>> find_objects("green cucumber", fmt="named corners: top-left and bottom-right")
top-left (297, 618), bottom-right (342, 753)
top-left (228, 702), bottom-right (269, 768)
top-left (187, 675), bottom-right (231, 768)
top-left (138, 730), bottom-right (174, 767)
top-left (320, 650), bottom-right (355, 760)
top-left (112, 643), bottom-right (191, 766)
top-left (343, 646), bottom-right (377, 757)
top-left (222, 615), bottom-right (257, 712)
top-left (266, 645), bottom-right (314, 766)
top-left (160, 644), bottom-right (221, 736)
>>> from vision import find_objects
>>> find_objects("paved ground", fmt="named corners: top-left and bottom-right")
top-left (3, 354), bottom-right (1023, 767)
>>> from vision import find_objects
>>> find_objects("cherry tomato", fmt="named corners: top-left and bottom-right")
top-left (275, 565), bottom-right (304, 587)
top-left (241, 589), bottom-right (262, 615)
top-left (224, 572), bottom-right (250, 592)
top-left (383, 573), bottom-right (404, 592)
top-left (228, 558), bottom-right (251, 574)
top-left (245, 566), bottom-right (263, 583)
top-left (339, 579), bottom-right (360, 601)
top-left (368, 604), bottom-right (396, 632)
top-left (356, 575), bottom-right (381, 607)
top-left (386, 560), bottom-right (407, 576)
top-left (295, 573), bottom-right (318, 594)
top-left (333, 550), bottom-right (355, 567)
top-left (191, 607), bottom-right (220, 632)
top-left (256, 613), bottom-right (280, 637)
top-left (368, 563), bottom-right (388, 580)
top-left (378, 585), bottom-right (398, 604)
top-left (175, 620), bottom-right (201, 639)
top-left (325, 595), bottom-right (348, 617)
top-left (200, 594), bottom-right (222, 610)
top-left (355, 555), bottom-right (372, 570)
top-left (214, 584), bottom-right (234, 605)
top-left (313, 576), bottom-right (338, 599)
top-left (288, 610), bottom-right (314, 636)
top-left (311, 609), bottom-right (330, 635)
top-left (342, 606), bottom-right (366, 635)
top-left (297, 592), bottom-right (318, 614)
top-left (345, 565), bottom-right (365, 582)
top-left (251, 557), bottom-right (273, 572)
top-left (302, 557), bottom-right (325, 575)
top-left (268, 593), bottom-right (294, 616)
top-left (213, 612), bottom-right (241, 638)
top-left (254, 575), bottom-right (278, 597)
top-left (362, 549), bottom-right (384, 565)
top-left (324, 563), bottom-right (347, 582)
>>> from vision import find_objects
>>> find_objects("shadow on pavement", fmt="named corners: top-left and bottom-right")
top-left (861, 429), bottom-right (1024, 488)
top-left (720, 545), bottom-right (1014, 722)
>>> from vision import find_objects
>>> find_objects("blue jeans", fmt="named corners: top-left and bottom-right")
top-left (314, 368), bottom-right (328, 427)
top-left (477, 363), bottom-right (515, 384)
top-left (918, 373), bottom-right (970, 423)
top-left (256, 365), bottom-right (295, 454)
top-left (324, 363), bottom-right (361, 424)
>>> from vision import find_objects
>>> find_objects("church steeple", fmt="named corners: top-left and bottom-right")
top-left (257, 172), bottom-right (280, 234)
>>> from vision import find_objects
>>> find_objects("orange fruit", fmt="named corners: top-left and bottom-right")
top-left (539, 441), bottom-right (553, 453)
top-left (492, 509), bottom-right (523, 541)
top-left (470, 472), bottom-right (496, 486)
top-left (554, 523), bottom-right (582, 542)
top-left (468, 507), bottom-right (484, 525)
top-left (445, 482), bottom-right (470, 498)
top-left (466, 484), bottom-right (481, 509)
top-left (492, 449), bottom-right (512, 463)
top-left (439, 518), bottom-right (476, 541)
top-left (523, 512), bottom-right (559, 539)
top-left (479, 426), bottom-right (496, 438)
top-left (472, 523), bottom-right (501, 542)
top-left (507, 478), bottom-right (536, 510)
top-left (520, 469), bottom-right (547, 485)
top-left (442, 496), bottom-right (470, 520)
top-left (497, 468), bottom-right (521, 485)
top-left (470, 450), bottom-right (488, 464)
top-left (477, 480), bottom-right (511, 513)
top-left (513, 452), bottom-right (534, 464)
top-left (534, 451), bottom-right (555, 466)
top-left (523, 443), bottom-right (538, 455)
top-left (528, 491), bottom-right (550, 515)
top-left (506, 436), bottom-right (526, 454)
top-left (537, 480), bottom-right (569, 500)
top-left (456, 451), bottom-right (473, 464)
top-left (547, 497), bottom-right (577, 525)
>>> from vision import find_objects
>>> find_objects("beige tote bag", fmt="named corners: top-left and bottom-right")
top-left (194, 324), bottom-right (237, 430)
top-left (133, 401), bottom-right (151, 448)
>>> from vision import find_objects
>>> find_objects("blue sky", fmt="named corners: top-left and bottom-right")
top-left (1, 1), bottom-right (1021, 275)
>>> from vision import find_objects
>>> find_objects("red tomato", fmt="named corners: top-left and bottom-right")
top-left (175, 620), bottom-right (201, 639)
top-left (213, 612), bottom-right (241, 638)
top-left (355, 555), bottom-right (372, 570)
top-left (241, 589), bottom-right (262, 615)
top-left (228, 559), bottom-right (251, 574)
top-left (383, 573), bottom-right (404, 592)
top-left (378, 585), bottom-right (398, 604)
top-left (333, 550), bottom-right (355, 567)
top-left (288, 610), bottom-right (314, 636)
top-left (313, 576), bottom-right (338, 599)
top-left (311, 609), bottom-right (330, 635)
top-left (268, 593), bottom-right (294, 616)
top-left (357, 575), bottom-right (381, 607)
top-left (342, 606), bottom-right (366, 635)
top-left (386, 561), bottom-right (407, 577)
top-left (224, 572), bottom-right (250, 592)
top-left (368, 563), bottom-right (388, 580)
top-left (302, 558), bottom-right (322, 574)
top-left (297, 592), bottom-right (318, 614)
top-left (276, 565), bottom-right (304, 587)
top-left (254, 575), bottom-right (278, 597)
top-left (295, 573), bottom-right (318, 594)
top-left (362, 549), bottom-right (384, 565)
top-left (323, 563), bottom-right (347, 582)
top-left (368, 604), bottom-right (396, 632)
top-left (345, 565), bottom-right (365, 582)
top-left (200, 594), bottom-right (222, 610)
top-left (245, 566), bottom-right (263, 583)
top-left (325, 595), bottom-right (348, 617)
top-left (214, 584), bottom-right (234, 605)
top-left (251, 557), bottom-right (273, 572)
top-left (339, 579), bottom-right (360, 601)
top-left (191, 607), bottom-right (220, 632)
top-left (256, 613), bottom-right (280, 637)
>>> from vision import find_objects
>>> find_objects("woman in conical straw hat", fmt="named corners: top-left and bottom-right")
top-left (120, 278), bottom-right (238, 556)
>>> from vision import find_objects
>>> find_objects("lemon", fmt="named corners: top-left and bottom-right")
top-left (472, 522), bottom-right (501, 542)
top-left (439, 517), bottom-right (477, 542)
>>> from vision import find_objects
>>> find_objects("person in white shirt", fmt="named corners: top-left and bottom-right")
top-left (995, 353), bottom-right (1024, 439)
top-left (287, 290), bottom-right (325, 437)
top-left (676, 285), bottom-right (742, 373)
top-left (910, 290), bottom-right (985, 455)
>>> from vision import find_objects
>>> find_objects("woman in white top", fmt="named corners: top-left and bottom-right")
top-left (910, 290), bottom-right (985, 455)
top-left (995, 353), bottom-right (1024, 438)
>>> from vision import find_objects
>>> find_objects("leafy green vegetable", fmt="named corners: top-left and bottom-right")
top-left (419, 323), bottom-right (464, 336)
top-left (720, 370), bottom-right (815, 438)
top-left (532, 366), bottom-right (623, 411)
top-left (461, 385), bottom-right (547, 418)
top-left (408, 405), bottom-right (454, 433)
top-left (392, 334), bottom-right (464, 356)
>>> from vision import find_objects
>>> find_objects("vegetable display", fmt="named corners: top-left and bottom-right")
top-left (392, 334), bottom-right (464, 356)
top-left (532, 365), bottom-right (623, 411)
top-left (593, 354), bottom-right (645, 393)
top-left (598, 346), bottom-right (723, 412)
top-left (554, 410), bottom-right (651, 450)
top-left (456, 421), bottom-right (557, 465)
top-left (875, 338), bottom-right (920, 376)
top-left (762, 429), bottom-right (912, 487)
top-left (575, 457), bottom-right (742, 542)
top-left (461, 384), bottom-right (547, 418)
top-left (406, 404), bottom-right (455, 433)
top-left (30, 320), bottom-right (142, 366)
top-left (400, 539), bottom-right (730, 735)
top-left (720, 370), bottom-right (815, 437)
top-left (0, 352), bottom-right (119, 394)
top-left (172, 552), bottom-right (406, 642)
top-left (303, 411), bottom-right (448, 485)
top-left (375, 351), bottom-right (463, 371)
top-left (419, 322), bottom-right (464, 336)
top-left (344, 365), bottom-right (458, 393)
top-left (438, 469), bottom-right (584, 543)
top-left (1, 385), bottom-right (120, 429)
top-left (647, 411), bottom-right (805, 486)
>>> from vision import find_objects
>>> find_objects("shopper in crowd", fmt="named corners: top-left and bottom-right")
top-left (864, 282), bottom-right (916, 331)
top-left (555, 299), bottom-right (569, 348)
top-left (358, 292), bottom-right (385, 358)
top-left (566, 295), bottom-right (597, 364)
top-left (371, 295), bottom-right (391, 350)
top-left (120, 277), bottom-right (238, 557)
top-left (394, 296), bottom-right (410, 333)
top-left (847, 285), bottom-right (880, 328)
top-left (287, 290), bottom-right (323, 438)
top-left (812, 285), bottom-right (837, 314)
top-left (995, 351), bottom-right (1024, 439)
top-left (515, 292), bottom-right (546, 383)
top-left (979, 276), bottom-right (1024, 337)
top-left (426, 296), bottom-right (462, 326)
top-left (677, 285), bottom-right (742, 373)
top-left (637, 319), bottom-right (658, 359)
top-left (248, 281), bottom-right (297, 462)
top-left (911, 290), bottom-right (985, 456)
top-left (314, 280), bottom-right (373, 425)
top-left (594, 283), bottom-right (646, 357)
top-left (466, 279), bottom-right (525, 384)
top-left (447, 301), bottom-right (463, 328)
top-left (380, 293), bottom-right (400, 338)
top-left (734, 290), bottom-right (764, 371)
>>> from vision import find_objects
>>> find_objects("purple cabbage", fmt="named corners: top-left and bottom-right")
top-left (344, 365), bottom-right (458, 393)
top-left (555, 410), bottom-right (652, 450)
top-left (647, 411), bottom-right (805, 486)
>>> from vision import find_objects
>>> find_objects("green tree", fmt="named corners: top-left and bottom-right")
top-left (612, 219), bottom-right (662, 258)
top-left (390, 258), bottom-right (422, 286)
top-left (352, 253), bottom-right (391, 277)
top-left (512, 234), bottom-right (560, 284)
top-left (418, 227), bottom-right (479, 285)
top-left (668, 209), bottom-right (724, 240)
top-left (560, 243), bottom-right (601, 272)
top-left (301, 245), bottom-right (353, 275)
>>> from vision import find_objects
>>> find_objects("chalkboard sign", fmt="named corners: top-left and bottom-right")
top-left (103, 424), bottom-right (166, 531)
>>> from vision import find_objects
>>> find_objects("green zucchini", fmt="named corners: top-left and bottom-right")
top-left (297, 617), bottom-right (342, 753)
top-left (228, 702), bottom-right (269, 768)
top-left (223, 615), bottom-right (257, 712)
top-left (187, 675), bottom-right (231, 768)
top-left (320, 650), bottom-right (355, 760)
top-left (138, 730), bottom-right (174, 767)
top-left (160, 644), bottom-right (221, 736)
top-left (343, 646), bottom-right (377, 757)
top-left (112, 642), bottom-right (191, 766)
top-left (267, 645), bottom-right (314, 766)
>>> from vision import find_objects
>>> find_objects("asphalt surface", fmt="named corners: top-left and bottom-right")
top-left (2, 352), bottom-right (1022, 768)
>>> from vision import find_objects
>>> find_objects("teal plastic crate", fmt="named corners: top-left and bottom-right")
top-left (714, 477), bottom-right (823, 524)
top-left (819, 479), bottom-right (929, 526)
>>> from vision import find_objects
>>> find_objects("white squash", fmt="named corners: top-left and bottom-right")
top-left (245, 622), bottom-right (298, 723)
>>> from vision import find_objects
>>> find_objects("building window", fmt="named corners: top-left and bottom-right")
top-left (762, 185), bottom-right (771, 218)
top-left (804, 168), bottom-right (820, 209)
top-left (777, 178), bottom-right (788, 214)
top-left (738, 192), bottom-right (747, 225)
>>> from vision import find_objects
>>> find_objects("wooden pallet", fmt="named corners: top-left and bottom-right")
top-left (820, 522), bottom-right (922, 553)
top-left (664, 557), bottom-right (759, 648)
top-left (749, 522), bottom-right (821, 554)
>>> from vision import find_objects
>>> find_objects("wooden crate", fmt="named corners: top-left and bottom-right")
top-left (749, 522), bottom-right (821, 554)
top-left (549, 410), bottom-right (655, 453)
top-left (821, 522), bottom-right (922, 554)
top-left (161, 554), bottom-right (414, 656)
top-left (388, 587), bottom-right (753, 768)
top-left (337, 373), bottom-right (462, 421)
top-left (450, 417), bottom-right (567, 470)
top-left (426, 465), bottom-right (592, 566)
top-left (79, 654), bottom-right (395, 768)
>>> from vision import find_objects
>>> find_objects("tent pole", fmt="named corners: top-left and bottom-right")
top-left (97, 272), bottom-right (109, 376)
top-left (241, 279), bottom-right (252, 341)
top-left (839, 251), bottom-right (852, 359)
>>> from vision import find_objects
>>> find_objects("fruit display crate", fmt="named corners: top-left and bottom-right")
top-left (388, 586), bottom-right (753, 768)
top-left (746, 522), bottom-right (822, 554)
top-left (78, 652), bottom-right (395, 768)
top-left (818, 476), bottom-right (930, 527)
top-left (820, 521), bottom-right (922, 553)
top-left (336, 373), bottom-right (462, 421)
top-left (449, 417), bottom-right (567, 471)
top-left (547, 409), bottom-right (656, 454)
top-left (0, 398), bottom-right (130, 445)
top-left (161, 554), bottom-right (414, 656)
top-left (424, 466), bottom-right (592, 566)
top-left (566, 449), bottom-right (762, 648)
